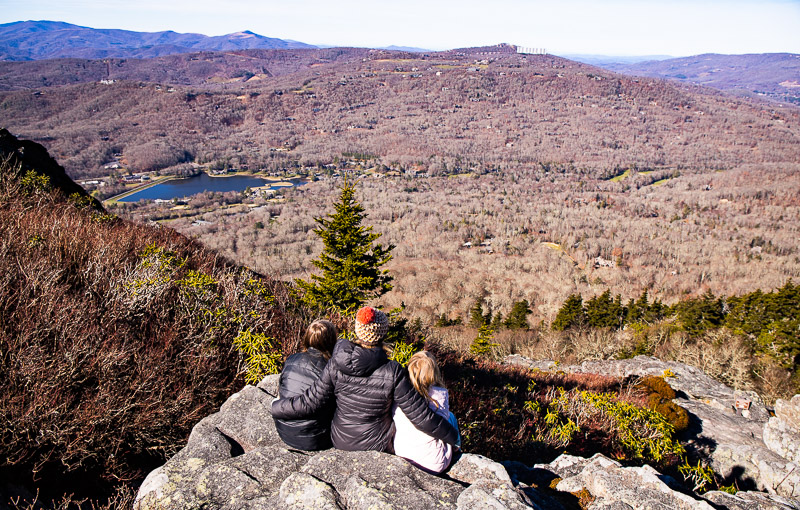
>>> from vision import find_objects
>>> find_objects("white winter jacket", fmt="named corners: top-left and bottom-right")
top-left (392, 386), bottom-right (453, 473)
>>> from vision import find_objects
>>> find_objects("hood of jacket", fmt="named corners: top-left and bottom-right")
top-left (331, 337), bottom-right (388, 377)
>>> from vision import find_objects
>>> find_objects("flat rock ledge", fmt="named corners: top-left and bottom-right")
top-left (135, 373), bottom-right (800, 510)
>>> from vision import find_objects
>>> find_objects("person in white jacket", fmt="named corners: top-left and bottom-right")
top-left (392, 351), bottom-right (461, 473)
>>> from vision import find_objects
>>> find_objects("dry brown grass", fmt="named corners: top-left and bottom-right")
top-left (0, 157), bottom-right (309, 506)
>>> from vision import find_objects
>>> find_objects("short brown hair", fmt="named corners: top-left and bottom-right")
top-left (302, 320), bottom-right (338, 358)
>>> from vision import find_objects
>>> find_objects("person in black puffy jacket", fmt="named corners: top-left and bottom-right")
top-left (272, 307), bottom-right (459, 452)
top-left (273, 319), bottom-right (338, 451)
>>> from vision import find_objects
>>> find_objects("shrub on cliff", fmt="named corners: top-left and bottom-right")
top-left (635, 376), bottom-right (689, 433)
top-left (552, 294), bottom-right (586, 331)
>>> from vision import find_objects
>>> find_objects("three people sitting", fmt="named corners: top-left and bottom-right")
top-left (271, 306), bottom-right (460, 472)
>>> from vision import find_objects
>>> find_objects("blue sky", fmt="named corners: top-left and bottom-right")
top-left (2, 0), bottom-right (799, 56)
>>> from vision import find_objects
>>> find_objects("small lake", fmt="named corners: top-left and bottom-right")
top-left (118, 173), bottom-right (303, 202)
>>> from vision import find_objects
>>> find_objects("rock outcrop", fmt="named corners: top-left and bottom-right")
top-left (528, 453), bottom-right (800, 510)
top-left (551, 454), bottom-right (715, 509)
top-left (506, 355), bottom-right (800, 498)
top-left (135, 376), bottom-right (515, 510)
top-left (764, 395), bottom-right (800, 464)
top-left (136, 362), bottom-right (800, 509)
top-left (704, 490), bottom-right (800, 510)
top-left (0, 128), bottom-right (103, 210)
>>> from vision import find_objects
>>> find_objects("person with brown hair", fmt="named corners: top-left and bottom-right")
top-left (272, 307), bottom-right (458, 452)
top-left (273, 319), bottom-right (338, 451)
top-left (393, 351), bottom-right (460, 473)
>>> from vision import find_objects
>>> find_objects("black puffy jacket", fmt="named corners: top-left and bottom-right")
top-left (273, 348), bottom-right (334, 451)
top-left (271, 338), bottom-right (458, 452)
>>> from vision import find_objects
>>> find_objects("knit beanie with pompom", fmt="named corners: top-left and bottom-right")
top-left (354, 306), bottom-right (389, 347)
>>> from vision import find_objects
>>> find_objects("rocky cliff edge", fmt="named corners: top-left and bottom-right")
top-left (135, 356), bottom-right (800, 509)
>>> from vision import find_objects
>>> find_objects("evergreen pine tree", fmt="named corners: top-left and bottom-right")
top-left (642, 295), bottom-right (666, 324)
top-left (296, 179), bottom-right (394, 311)
top-left (552, 294), bottom-right (586, 331)
top-left (469, 298), bottom-right (486, 327)
top-left (504, 299), bottom-right (532, 329)
top-left (625, 290), bottom-right (648, 324)
top-left (674, 290), bottom-right (724, 337)
top-left (490, 311), bottom-right (504, 330)
top-left (435, 314), bottom-right (462, 327)
top-left (483, 306), bottom-right (494, 328)
top-left (611, 294), bottom-right (626, 328)
top-left (586, 290), bottom-right (614, 328)
top-left (470, 324), bottom-right (498, 358)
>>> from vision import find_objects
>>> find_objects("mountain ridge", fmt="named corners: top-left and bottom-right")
top-left (594, 52), bottom-right (800, 104)
top-left (0, 20), bottom-right (316, 61)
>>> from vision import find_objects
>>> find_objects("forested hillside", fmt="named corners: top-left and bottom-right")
top-left (1, 45), bottom-right (797, 179)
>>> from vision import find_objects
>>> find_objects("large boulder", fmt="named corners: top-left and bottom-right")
top-left (134, 380), bottom-right (306, 510)
top-left (448, 453), bottom-right (513, 485)
top-left (712, 444), bottom-right (800, 498)
top-left (552, 454), bottom-right (713, 509)
top-left (277, 473), bottom-right (341, 509)
top-left (704, 489), bottom-right (800, 509)
top-left (298, 449), bottom-right (463, 509)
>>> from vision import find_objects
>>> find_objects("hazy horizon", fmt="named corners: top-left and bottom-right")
top-left (1, 0), bottom-right (799, 57)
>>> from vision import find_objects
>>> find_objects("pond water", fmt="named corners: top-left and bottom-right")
top-left (118, 173), bottom-right (302, 202)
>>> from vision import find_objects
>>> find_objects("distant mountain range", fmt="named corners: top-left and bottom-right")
top-left (380, 45), bottom-right (431, 53)
top-left (0, 20), bottom-right (316, 60)
top-left (563, 54), bottom-right (676, 66)
top-left (2, 20), bottom-right (798, 105)
top-left (593, 53), bottom-right (800, 105)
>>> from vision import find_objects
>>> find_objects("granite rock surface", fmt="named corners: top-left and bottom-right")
top-left (136, 362), bottom-right (800, 509)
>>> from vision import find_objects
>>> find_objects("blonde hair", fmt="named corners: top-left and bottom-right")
top-left (302, 320), bottom-right (338, 359)
top-left (407, 351), bottom-right (445, 407)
